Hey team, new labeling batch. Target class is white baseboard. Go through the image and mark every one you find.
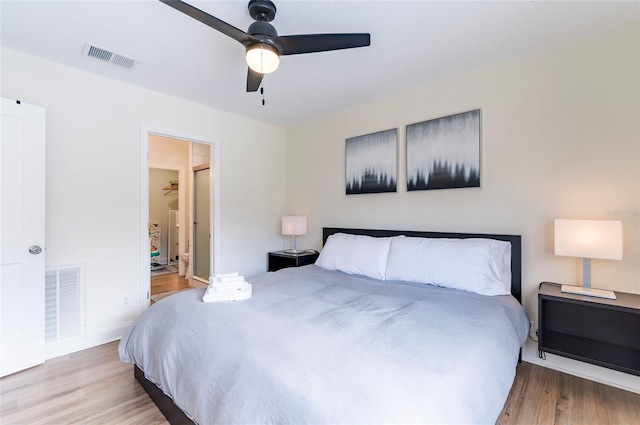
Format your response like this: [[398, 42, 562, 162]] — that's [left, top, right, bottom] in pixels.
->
[[522, 340, 640, 394], [45, 322, 132, 360]]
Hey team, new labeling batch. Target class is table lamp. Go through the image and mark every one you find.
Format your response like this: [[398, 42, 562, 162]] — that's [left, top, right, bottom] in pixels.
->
[[282, 216, 307, 254], [554, 219, 622, 300]]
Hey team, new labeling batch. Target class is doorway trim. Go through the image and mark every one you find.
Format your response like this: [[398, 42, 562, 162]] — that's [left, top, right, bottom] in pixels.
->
[[140, 125, 220, 311]]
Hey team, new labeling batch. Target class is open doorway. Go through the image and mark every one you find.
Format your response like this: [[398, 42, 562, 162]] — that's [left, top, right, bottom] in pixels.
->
[[140, 127, 220, 309], [148, 165, 188, 302], [149, 167, 179, 269]]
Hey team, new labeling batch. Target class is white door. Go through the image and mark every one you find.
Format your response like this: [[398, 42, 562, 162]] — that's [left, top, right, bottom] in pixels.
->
[[0, 98, 46, 377]]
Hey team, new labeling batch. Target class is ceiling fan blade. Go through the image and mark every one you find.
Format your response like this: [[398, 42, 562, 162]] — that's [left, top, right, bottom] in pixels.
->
[[247, 68, 264, 92], [277, 33, 370, 56], [159, 0, 254, 44]]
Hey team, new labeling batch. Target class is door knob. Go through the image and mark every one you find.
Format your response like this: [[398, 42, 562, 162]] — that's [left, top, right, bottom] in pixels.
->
[[28, 245, 42, 255]]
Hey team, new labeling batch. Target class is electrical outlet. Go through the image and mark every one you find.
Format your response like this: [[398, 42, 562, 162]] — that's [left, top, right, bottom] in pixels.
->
[[123, 296, 129, 307], [529, 320, 536, 339]]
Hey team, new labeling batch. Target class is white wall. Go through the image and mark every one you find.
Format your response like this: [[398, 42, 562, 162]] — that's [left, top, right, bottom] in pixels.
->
[[287, 21, 640, 392], [1, 47, 288, 354], [217, 112, 290, 272]]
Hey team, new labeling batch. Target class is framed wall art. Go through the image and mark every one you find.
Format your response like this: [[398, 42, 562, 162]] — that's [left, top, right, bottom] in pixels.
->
[[406, 109, 481, 191], [346, 128, 397, 195]]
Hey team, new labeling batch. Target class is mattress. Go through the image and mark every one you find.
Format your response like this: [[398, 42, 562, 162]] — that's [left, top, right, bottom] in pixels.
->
[[119, 265, 529, 424]]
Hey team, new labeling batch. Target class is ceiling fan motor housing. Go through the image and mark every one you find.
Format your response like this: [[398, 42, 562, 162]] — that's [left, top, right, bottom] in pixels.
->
[[248, 0, 277, 22], [247, 21, 281, 53]]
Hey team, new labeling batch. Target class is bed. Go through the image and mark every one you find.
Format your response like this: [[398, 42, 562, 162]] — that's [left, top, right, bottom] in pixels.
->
[[119, 227, 529, 424]]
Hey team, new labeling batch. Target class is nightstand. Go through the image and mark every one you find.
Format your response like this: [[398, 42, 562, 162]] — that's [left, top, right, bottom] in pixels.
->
[[268, 250, 319, 272], [538, 281, 640, 376]]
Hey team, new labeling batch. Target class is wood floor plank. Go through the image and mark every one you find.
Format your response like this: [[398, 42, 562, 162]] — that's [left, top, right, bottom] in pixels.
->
[[596, 378, 640, 425], [2, 340, 639, 424], [5, 389, 86, 425], [513, 363, 559, 424], [496, 362, 529, 425], [0, 398, 18, 417], [79, 388, 160, 424], [151, 272, 189, 295], [119, 405, 169, 425], [555, 370, 591, 424]]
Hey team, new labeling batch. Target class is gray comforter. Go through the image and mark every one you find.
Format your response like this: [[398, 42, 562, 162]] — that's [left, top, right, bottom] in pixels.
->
[[119, 265, 529, 424]]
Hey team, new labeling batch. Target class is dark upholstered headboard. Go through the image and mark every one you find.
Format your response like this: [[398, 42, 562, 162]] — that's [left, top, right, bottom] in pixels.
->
[[322, 227, 522, 303]]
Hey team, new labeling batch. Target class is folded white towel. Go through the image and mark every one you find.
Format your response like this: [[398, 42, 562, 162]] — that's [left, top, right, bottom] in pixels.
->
[[203, 282, 252, 302], [215, 275, 246, 283], [209, 273, 245, 287], [208, 279, 246, 290], [212, 272, 239, 280], [206, 284, 247, 295]]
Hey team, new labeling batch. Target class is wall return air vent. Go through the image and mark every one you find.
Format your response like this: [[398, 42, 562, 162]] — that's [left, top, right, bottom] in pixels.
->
[[45, 265, 84, 344], [82, 42, 139, 70]]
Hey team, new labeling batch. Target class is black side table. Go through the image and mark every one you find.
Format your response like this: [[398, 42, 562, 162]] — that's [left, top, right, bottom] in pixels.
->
[[538, 281, 640, 376], [268, 250, 319, 272]]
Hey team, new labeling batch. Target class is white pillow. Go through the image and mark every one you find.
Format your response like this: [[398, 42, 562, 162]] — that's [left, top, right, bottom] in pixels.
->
[[385, 236, 512, 296], [315, 233, 392, 280]]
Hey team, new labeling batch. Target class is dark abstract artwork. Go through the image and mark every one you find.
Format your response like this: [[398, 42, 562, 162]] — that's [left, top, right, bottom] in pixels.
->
[[346, 128, 397, 195], [406, 109, 481, 191]]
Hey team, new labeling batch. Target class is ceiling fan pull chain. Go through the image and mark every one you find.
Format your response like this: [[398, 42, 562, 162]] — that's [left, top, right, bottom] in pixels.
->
[[261, 87, 265, 106]]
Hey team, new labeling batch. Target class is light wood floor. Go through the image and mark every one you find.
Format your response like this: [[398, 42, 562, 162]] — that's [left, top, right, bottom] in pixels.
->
[[151, 271, 189, 295], [0, 341, 168, 424], [2, 341, 639, 424], [497, 362, 640, 424]]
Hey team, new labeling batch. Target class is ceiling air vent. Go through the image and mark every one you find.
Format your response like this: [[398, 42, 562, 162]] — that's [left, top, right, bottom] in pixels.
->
[[82, 43, 139, 70]]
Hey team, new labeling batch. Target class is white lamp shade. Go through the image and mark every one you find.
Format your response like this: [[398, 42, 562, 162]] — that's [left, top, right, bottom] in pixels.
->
[[246, 44, 280, 74], [282, 216, 307, 236], [554, 219, 622, 260]]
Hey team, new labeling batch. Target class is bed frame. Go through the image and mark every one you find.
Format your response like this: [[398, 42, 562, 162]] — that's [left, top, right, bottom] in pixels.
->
[[136, 227, 523, 424], [134, 365, 194, 424]]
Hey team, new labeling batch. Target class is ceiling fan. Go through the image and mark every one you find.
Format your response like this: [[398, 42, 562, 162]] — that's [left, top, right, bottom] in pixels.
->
[[159, 0, 371, 92]]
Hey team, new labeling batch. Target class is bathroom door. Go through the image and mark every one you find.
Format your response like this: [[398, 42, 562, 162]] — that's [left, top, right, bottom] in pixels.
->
[[193, 166, 210, 280]]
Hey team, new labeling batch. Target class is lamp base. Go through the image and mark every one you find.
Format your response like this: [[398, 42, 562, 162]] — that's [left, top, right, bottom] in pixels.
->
[[282, 249, 308, 255], [561, 285, 616, 300]]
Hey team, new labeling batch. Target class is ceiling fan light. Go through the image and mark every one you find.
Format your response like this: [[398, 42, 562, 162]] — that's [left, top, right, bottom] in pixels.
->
[[246, 43, 280, 74]]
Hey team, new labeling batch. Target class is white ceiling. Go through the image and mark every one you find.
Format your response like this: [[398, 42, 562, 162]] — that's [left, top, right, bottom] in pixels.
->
[[1, 1, 638, 127]]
